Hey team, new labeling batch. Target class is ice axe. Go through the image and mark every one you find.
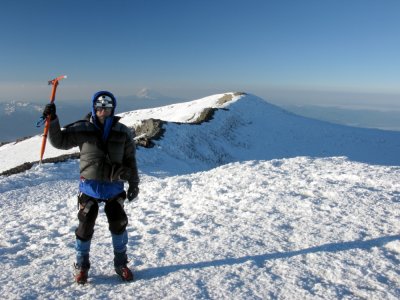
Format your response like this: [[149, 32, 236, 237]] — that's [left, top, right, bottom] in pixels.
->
[[39, 75, 67, 164]]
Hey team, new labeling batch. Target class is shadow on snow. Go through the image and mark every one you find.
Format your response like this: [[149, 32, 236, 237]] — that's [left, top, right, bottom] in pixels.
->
[[135, 235, 400, 281]]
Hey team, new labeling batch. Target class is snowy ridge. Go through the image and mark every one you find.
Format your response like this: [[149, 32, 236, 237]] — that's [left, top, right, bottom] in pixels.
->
[[1, 92, 399, 175], [0, 92, 400, 299], [118, 92, 243, 124], [132, 93, 400, 177], [0, 92, 243, 174]]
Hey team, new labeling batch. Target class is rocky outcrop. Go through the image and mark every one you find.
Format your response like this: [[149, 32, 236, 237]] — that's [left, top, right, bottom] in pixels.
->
[[133, 118, 166, 148], [0, 153, 80, 176]]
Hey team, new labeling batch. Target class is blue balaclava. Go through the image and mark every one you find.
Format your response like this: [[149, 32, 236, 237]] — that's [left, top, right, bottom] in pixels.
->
[[91, 91, 117, 141]]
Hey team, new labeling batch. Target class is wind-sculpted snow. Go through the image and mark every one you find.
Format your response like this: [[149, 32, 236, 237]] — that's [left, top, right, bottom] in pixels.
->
[[0, 157, 399, 299]]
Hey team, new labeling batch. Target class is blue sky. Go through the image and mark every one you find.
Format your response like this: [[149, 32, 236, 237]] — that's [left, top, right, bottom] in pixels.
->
[[1, 0, 399, 108]]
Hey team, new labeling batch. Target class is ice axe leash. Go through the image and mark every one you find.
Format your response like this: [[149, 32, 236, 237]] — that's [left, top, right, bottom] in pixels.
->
[[37, 75, 67, 164]]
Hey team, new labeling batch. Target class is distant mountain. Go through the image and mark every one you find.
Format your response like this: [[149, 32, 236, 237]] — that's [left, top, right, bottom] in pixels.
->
[[136, 88, 166, 99], [117, 89, 184, 112], [0, 101, 89, 144], [1, 101, 43, 116], [0, 101, 44, 143]]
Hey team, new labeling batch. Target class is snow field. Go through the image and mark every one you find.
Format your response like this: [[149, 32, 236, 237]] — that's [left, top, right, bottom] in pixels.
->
[[1, 157, 399, 299], [1, 92, 400, 299]]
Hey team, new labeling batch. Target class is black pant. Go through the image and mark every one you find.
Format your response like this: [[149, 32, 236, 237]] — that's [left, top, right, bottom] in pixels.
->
[[75, 192, 128, 241]]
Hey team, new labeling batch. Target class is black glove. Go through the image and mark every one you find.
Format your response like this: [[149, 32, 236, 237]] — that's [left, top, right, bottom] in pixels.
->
[[43, 103, 57, 120], [127, 182, 139, 201]]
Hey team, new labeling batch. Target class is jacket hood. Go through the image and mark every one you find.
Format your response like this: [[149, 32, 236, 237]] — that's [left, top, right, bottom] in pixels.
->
[[91, 91, 117, 118]]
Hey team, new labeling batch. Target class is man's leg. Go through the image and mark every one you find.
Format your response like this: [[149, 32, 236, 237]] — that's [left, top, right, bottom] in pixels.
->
[[104, 194, 133, 281], [74, 193, 99, 283]]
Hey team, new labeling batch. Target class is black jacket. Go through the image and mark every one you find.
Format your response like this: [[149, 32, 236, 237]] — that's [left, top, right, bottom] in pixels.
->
[[48, 114, 139, 183]]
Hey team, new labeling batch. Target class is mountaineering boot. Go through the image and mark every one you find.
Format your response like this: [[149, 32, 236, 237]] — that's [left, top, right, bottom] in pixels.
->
[[115, 265, 134, 281], [114, 251, 134, 281], [74, 263, 89, 284]]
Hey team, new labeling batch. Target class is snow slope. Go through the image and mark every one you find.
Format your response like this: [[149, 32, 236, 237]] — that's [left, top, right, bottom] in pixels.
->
[[1, 92, 399, 174], [0, 92, 399, 299], [125, 93, 400, 177]]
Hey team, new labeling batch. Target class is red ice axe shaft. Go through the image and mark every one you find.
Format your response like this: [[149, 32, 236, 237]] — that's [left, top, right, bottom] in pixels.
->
[[39, 75, 67, 163]]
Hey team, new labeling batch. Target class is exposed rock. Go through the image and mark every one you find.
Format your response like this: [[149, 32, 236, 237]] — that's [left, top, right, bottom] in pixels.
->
[[1, 135, 36, 147], [133, 118, 166, 148], [217, 94, 234, 105], [191, 107, 218, 124], [0, 153, 80, 176], [216, 92, 247, 106], [132, 106, 224, 148]]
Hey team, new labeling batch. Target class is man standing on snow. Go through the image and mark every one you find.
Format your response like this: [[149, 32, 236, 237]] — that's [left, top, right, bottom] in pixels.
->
[[42, 91, 139, 284]]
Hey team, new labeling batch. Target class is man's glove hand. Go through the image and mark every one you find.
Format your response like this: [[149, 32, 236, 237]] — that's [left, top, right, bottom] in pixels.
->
[[127, 182, 139, 201], [43, 103, 57, 120]]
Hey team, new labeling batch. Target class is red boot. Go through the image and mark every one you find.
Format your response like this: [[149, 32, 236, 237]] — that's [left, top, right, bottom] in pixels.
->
[[114, 251, 134, 281], [115, 265, 134, 281], [74, 263, 89, 284]]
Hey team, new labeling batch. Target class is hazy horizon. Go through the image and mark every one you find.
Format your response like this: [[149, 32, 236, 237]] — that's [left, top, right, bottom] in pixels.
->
[[1, 86, 399, 112]]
